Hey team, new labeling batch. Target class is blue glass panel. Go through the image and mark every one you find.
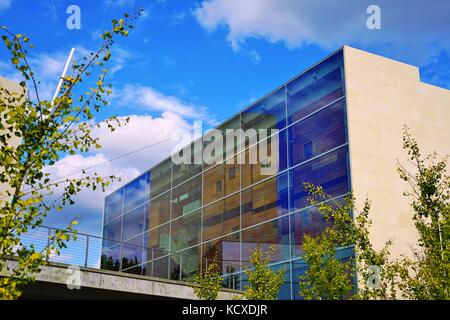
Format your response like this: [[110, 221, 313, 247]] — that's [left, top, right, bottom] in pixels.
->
[[241, 86, 286, 132], [287, 51, 344, 124], [291, 259, 308, 300], [288, 100, 346, 167], [241, 172, 289, 228], [290, 206, 327, 257], [104, 188, 123, 223], [241, 216, 290, 267], [273, 263, 291, 300], [102, 217, 121, 244], [289, 146, 349, 212], [123, 172, 150, 213], [122, 204, 146, 241]]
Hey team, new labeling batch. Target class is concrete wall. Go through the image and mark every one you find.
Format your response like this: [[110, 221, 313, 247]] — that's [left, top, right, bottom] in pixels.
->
[[4, 260, 241, 300], [0, 77, 22, 204], [343, 46, 450, 259]]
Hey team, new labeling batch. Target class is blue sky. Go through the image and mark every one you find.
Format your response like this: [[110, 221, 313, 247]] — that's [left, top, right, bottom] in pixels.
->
[[1, 0, 449, 238]]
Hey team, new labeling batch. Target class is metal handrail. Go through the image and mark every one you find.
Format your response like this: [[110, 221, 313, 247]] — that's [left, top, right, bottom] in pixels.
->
[[19, 225, 244, 289]]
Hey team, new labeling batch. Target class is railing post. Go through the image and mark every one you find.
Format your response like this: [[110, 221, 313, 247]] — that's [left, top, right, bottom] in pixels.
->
[[85, 235, 89, 267], [46, 228, 51, 262], [232, 273, 235, 289], [179, 253, 182, 280], [151, 248, 154, 277]]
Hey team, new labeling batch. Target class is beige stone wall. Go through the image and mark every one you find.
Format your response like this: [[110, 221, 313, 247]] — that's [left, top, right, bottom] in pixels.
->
[[343, 46, 450, 260], [0, 76, 22, 203]]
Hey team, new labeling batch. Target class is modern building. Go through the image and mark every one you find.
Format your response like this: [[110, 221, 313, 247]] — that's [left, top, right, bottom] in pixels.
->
[[100, 46, 450, 299]]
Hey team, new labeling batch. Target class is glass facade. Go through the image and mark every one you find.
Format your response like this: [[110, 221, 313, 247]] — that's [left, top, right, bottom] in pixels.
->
[[101, 49, 353, 299]]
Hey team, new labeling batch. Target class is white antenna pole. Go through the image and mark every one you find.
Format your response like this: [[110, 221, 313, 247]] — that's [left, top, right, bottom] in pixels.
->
[[51, 47, 75, 106]]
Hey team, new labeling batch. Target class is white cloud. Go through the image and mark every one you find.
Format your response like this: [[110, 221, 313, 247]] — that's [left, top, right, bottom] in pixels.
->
[[194, 0, 450, 64], [44, 111, 193, 213], [0, 60, 21, 83], [1, 49, 82, 101], [29, 52, 67, 79], [45, 153, 139, 212], [0, 51, 64, 101], [92, 111, 192, 170], [118, 84, 210, 120], [247, 49, 261, 65], [0, 0, 11, 11]]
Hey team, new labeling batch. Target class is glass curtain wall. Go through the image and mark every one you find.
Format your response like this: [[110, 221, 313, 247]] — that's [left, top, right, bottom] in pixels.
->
[[101, 49, 352, 299]]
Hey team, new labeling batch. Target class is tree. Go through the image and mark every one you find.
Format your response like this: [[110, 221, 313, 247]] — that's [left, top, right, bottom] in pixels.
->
[[299, 125, 450, 300], [396, 126, 449, 299], [299, 183, 402, 300], [192, 259, 223, 300], [241, 245, 285, 300], [0, 11, 142, 299]]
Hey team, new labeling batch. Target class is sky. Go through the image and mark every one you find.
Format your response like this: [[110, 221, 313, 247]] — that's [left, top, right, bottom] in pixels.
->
[[1, 0, 449, 238]]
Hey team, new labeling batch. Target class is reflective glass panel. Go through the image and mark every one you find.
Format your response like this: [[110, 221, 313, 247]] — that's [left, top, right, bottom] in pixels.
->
[[148, 191, 170, 229], [287, 51, 344, 124], [241, 86, 286, 132], [241, 216, 290, 266], [241, 129, 287, 187], [170, 210, 201, 252], [171, 175, 202, 219], [100, 244, 120, 271], [241, 172, 289, 228], [146, 255, 169, 279], [121, 234, 143, 273], [289, 146, 349, 212], [150, 158, 172, 199], [224, 155, 241, 195], [169, 246, 201, 281], [288, 100, 346, 167], [290, 206, 327, 257], [291, 259, 308, 300], [172, 143, 202, 187], [122, 203, 146, 241], [203, 115, 241, 168], [123, 172, 150, 213], [145, 223, 170, 260], [102, 217, 121, 244], [104, 188, 123, 223], [202, 233, 240, 274], [202, 193, 240, 242], [203, 164, 224, 205]]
